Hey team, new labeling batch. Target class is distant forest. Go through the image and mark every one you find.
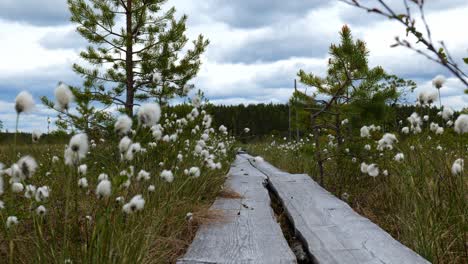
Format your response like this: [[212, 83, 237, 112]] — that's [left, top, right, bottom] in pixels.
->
[[171, 103, 451, 139], [1, 103, 460, 142]]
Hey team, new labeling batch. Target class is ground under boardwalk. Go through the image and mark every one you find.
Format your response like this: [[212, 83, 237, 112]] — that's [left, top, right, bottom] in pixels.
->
[[245, 154, 430, 264], [177, 155, 297, 264]]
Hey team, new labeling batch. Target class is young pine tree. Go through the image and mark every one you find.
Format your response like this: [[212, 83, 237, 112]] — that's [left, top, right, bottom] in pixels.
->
[[298, 25, 416, 124], [44, 0, 209, 130]]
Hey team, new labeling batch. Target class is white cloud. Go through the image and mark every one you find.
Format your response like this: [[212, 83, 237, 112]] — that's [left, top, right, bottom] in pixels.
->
[[0, 0, 466, 133]]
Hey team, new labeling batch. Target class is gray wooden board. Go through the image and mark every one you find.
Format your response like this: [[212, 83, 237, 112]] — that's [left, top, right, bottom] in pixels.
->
[[244, 154, 431, 264], [177, 155, 297, 264]]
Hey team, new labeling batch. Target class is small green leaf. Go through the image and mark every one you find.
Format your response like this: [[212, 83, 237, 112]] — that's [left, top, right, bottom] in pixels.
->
[[463, 57, 468, 64]]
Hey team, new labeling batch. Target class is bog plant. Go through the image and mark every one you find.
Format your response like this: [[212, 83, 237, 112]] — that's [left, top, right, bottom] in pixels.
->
[[247, 93, 467, 263], [1, 90, 235, 263]]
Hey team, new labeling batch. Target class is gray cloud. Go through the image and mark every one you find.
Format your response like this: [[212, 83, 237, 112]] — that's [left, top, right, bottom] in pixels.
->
[[199, 0, 329, 28], [0, 0, 69, 26], [220, 30, 332, 63], [39, 29, 87, 50]]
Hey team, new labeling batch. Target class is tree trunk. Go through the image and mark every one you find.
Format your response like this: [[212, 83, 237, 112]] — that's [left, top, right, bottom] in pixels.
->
[[125, 0, 134, 116]]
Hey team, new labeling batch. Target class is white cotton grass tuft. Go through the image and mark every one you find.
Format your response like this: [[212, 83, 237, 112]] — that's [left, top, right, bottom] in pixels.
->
[[119, 136, 132, 155], [16, 155, 38, 179], [360, 126, 370, 138], [188, 167, 201, 178], [432, 75, 446, 89], [54, 83, 74, 110], [122, 194, 145, 214], [24, 185, 36, 199], [148, 185, 156, 192], [136, 170, 151, 181], [125, 143, 142, 161], [441, 107, 454, 121], [417, 89, 438, 105], [407, 112, 422, 133], [78, 164, 87, 176], [36, 205, 47, 216], [454, 114, 468, 134], [32, 130, 42, 143], [96, 180, 112, 199], [160, 170, 174, 183], [451, 159, 464, 176], [115, 115, 133, 135], [360, 162, 368, 174], [401, 127, 409, 134], [394, 153, 405, 162], [367, 164, 379, 177], [98, 173, 108, 182], [219, 125, 227, 133], [15, 91, 35, 114], [65, 134, 89, 166], [12, 182, 24, 193], [78, 177, 88, 188], [377, 133, 398, 151], [35, 186, 50, 202], [137, 103, 161, 127], [6, 216, 18, 228]]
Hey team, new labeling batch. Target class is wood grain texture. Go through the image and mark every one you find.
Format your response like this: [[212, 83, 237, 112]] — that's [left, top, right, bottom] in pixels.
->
[[177, 155, 297, 264], [245, 154, 431, 264]]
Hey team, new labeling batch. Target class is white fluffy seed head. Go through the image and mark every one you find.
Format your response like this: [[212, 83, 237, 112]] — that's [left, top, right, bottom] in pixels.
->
[[54, 83, 74, 110], [160, 170, 174, 183], [123, 194, 145, 214], [12, 182, 24, 193], [96, 180, 112, 199], [137, 103, 161, 127], [360, 162, 368, 174], [115, 115, 133, 135], [24, 184, 36, 199], [35, 186, 50, 202], [66, 134, 89, 166], [442, 107, 454, 121], [78, 164, 87, 176], [189, 167, 201, 178], [367, 164, 379, 177], [394, 153, 405, 162], [16, 155, 38, 179], [417, 89, 438, 105], [432, 75, 446, 89], [15, 91, 35, 114], [6, 216, 18, 228], [451, 159, 464, 176], [137, 170, 150, 181], [360, 126, 370, 138], [36, 205, 47, 216], [119, 136, 132, 155], [454, 114, 468, 134], [32, 130, 42, 143], [78, 177, 88, 188]]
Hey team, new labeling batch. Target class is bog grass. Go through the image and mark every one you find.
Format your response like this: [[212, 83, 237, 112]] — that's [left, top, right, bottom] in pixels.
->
[[0, 112, 235, 263], [247, 126, 467, 264]]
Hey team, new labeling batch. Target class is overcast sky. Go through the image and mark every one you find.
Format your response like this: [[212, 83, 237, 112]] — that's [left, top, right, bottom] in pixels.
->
[[0, 0, 466, 132]]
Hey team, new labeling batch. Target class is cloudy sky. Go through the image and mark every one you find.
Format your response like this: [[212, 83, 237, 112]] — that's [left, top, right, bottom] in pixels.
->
[[0, 0, 467, 132]]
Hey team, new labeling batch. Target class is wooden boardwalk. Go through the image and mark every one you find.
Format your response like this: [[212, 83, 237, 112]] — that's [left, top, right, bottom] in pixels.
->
[[177, 155, 297, 264], [178, 154, 430, 264], [246, 154, 430, 264]]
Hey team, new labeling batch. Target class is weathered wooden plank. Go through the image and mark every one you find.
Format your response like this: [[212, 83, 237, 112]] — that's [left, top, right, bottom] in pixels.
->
[[178, 155, 297, 264], [246, 154, 430, 264]]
